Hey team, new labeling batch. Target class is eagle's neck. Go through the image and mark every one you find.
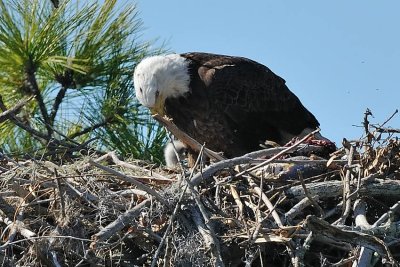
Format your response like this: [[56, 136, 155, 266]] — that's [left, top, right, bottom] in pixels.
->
[[158, 54, 191, 99]]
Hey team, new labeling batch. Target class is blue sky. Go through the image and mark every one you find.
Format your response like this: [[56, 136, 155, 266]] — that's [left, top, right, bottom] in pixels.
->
[[135, 1, 400, 145]]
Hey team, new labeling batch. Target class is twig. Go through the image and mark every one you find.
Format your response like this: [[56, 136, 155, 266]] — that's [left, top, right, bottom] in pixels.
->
[[331, 256, 357, 267], [230, 185, 244, 219], [286, 241, 304, 267], [1, 203, 36, 252], [268, 170, 339, 195], [190, 205, 225, 267], [182, 146, 224, 266], [363, 108, 373, 137], [353, 199, 372, 230], [2, 235, 94, 248], [372, 126, 400, 134], [163, 237, 173, 267], [63, 181, 98, 207], [150, 189, 187, 267], [250, 175, 265, 243], [378, 109, 398, 128]]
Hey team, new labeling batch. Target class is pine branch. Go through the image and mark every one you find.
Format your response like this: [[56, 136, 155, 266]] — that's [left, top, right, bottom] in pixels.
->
[[0, 96, 49, 143], [49, 0, 59, 8], [0, 95, 34, 123], [0, 96, 77, 151], [49, 86, 68, 125], [50, 69, 77, 125], [24, 68, 53, 137], [67, 119, 112, 140]]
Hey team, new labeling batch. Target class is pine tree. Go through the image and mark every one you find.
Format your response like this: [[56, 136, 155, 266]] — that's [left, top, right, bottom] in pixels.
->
[[0, 0, 166, 163]]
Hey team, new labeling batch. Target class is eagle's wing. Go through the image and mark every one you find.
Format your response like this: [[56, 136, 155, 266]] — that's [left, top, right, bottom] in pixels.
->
[[182, 52, 319, 137]]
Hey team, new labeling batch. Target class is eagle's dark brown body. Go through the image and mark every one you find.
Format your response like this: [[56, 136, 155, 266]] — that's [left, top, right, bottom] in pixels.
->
[[164, 52, 319, 158]]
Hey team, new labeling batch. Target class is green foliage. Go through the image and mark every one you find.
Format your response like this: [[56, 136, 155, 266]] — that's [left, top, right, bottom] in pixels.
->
[[0, 0, 167, 162]]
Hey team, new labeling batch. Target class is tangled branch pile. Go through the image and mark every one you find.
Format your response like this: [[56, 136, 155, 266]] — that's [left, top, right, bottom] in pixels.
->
[[0, 116, 400, 266]]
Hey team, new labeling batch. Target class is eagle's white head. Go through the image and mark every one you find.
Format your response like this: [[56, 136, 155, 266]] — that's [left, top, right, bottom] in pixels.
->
[[133, 54, 190, 115]]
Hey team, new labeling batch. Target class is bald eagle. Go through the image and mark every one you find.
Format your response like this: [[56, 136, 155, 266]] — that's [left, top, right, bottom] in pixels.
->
[[134, 52, 326, 158]]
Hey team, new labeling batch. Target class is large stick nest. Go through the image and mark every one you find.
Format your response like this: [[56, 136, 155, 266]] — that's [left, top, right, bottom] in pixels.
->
[[0, 113, 400, 266]]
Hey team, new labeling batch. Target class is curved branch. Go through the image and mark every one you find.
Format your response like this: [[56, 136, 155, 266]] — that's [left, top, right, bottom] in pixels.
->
[[49, 86, 68, 125], [0, 96, 48, 143], [0, 95, 33, 123]]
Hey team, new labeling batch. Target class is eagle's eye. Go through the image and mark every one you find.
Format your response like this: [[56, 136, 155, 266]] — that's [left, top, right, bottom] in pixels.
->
[[155, 90, 160, 99]]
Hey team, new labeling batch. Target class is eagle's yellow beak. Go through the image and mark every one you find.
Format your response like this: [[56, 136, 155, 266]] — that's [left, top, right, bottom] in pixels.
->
[[150, 95, 166, 116]]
